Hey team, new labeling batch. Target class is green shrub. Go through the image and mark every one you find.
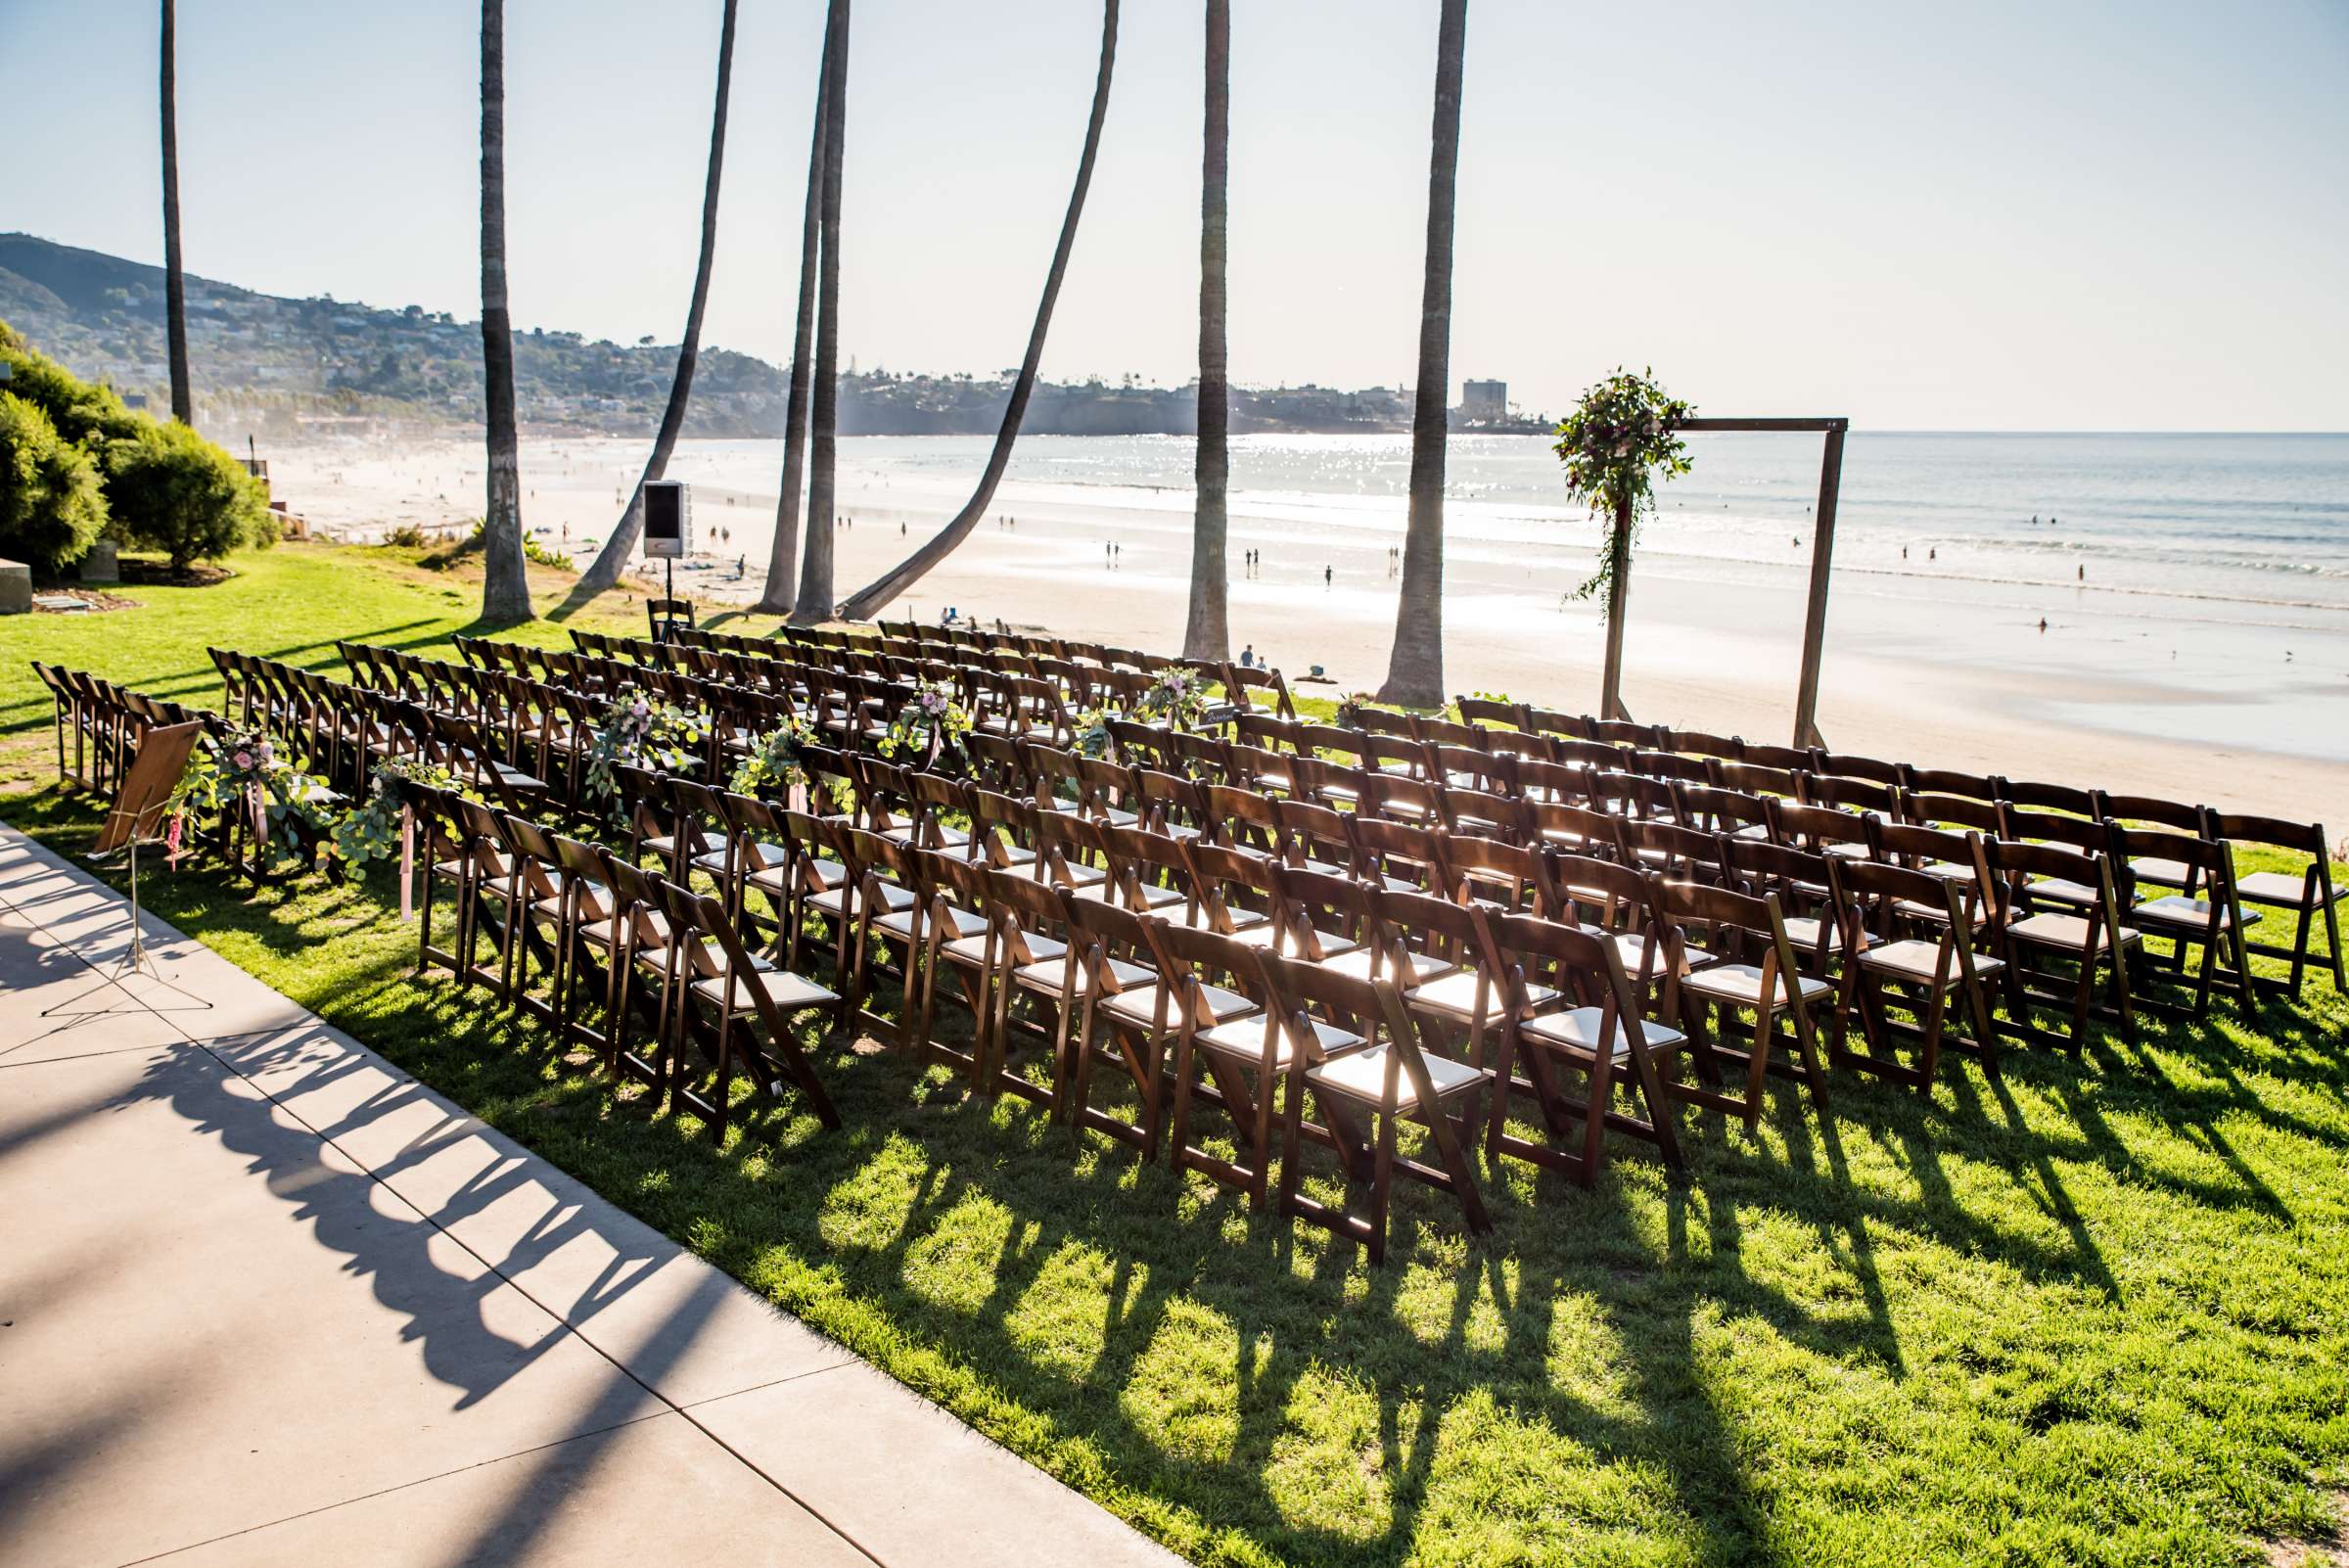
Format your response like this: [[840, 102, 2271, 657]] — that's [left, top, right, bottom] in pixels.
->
[[0, 391, 109, 572], [0, 319, 142, 446], [104, 418, 275, 569]]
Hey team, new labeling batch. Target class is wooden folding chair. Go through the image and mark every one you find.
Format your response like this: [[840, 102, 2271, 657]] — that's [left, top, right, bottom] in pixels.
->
[[1480, 910, 1684, 1185], [979, 868, 1088, 1110], [835, 826, 932, 1047], [655, 878, 843, 1138], [1258, 951, 1492, 1266], [1825, 855, 2004, 1089], [2206, 812, 2345, 997], [1982, 838, 2141, 1049], [1652, 879, 1833, 1130], [1063, 897, 1198, 1160], [1155, 922, 1296, 1209], [2110, 826, 2257, 1021]]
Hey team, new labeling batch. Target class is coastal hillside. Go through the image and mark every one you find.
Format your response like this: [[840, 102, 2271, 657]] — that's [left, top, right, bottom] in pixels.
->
[[1, 233, 1540, 441]]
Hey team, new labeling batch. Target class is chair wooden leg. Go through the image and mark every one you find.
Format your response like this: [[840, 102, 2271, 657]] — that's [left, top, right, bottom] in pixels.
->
[[2064, 944, 2098, 1048], [1275, 1067, 1311, 1220], [1576, 1048, 1611, 1188], [1167, 1029, 1202, 1177], [1368, 1099, 1398, 1268], [2111, 945, 2139, 1046], [1248, 1063, 1278, 1211]]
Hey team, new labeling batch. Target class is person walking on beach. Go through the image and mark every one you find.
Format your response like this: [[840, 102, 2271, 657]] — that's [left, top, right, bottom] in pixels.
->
[[1240, 643, 1256, 669], [1324, 565, 1333, 586]]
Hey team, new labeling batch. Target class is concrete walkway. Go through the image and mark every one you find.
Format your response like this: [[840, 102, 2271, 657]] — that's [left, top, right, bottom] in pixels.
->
[[0, 826, 1182, 1568]]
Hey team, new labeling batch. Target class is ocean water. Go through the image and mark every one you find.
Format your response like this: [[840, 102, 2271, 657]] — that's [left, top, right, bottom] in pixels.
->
[[835, 430, 2349, 621], [498, 427, 2349, 763]]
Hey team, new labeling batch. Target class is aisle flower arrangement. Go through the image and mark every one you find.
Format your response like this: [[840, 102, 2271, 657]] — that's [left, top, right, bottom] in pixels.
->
[[730, 714, 817, 797], [166, 726, 339, 872], [1073, 707, 1116, 759], [332, 756, 467, 873], [1137, 668, 1211, 729], [581, 688, 712, 822], [878, 681, 974, 765]]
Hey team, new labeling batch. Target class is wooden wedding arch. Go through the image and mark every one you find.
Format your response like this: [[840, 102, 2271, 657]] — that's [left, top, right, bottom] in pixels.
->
[[1596, 415, 1848, 749]]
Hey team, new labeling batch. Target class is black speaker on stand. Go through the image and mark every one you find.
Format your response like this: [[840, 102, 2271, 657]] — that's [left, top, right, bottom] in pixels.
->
[[642, 480, 693, 643]]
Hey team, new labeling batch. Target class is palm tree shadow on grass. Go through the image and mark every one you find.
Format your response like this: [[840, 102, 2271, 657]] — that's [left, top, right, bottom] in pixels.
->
[[66, 835, 2347, 1568]]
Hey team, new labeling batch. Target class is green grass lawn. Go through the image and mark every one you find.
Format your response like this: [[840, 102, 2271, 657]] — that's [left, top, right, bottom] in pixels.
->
[[6, 546, 2347, 1567]]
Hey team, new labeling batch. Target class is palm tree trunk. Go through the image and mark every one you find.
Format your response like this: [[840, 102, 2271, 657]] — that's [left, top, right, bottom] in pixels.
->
[[1181, 0, 1231, 663], [834, 0, 1119, 623], [578, 0, 741, 594], [478, 0, 531, 623], [788, 0, 852, 624], [755, 8, 837, 616], [1376, 0, 1468, 709], [160, 0, 193, 427]]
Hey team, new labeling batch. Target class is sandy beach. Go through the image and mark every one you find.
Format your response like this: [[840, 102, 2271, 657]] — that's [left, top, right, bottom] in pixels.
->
[[264, 432, 2349, 829]]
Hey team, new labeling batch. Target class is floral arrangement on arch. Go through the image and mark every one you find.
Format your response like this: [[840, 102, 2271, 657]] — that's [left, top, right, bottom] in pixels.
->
[[1136, 667, 1211, 730], [1552, 367, 1693, 615], [165, 726, 338, 872], [581, 687, 712, 821], [729, 714, 817, 798], [878, 681, 974, 765]]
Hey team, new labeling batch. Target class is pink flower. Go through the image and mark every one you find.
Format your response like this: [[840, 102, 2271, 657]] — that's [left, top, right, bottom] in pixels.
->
[[233, 750, 253, 769]]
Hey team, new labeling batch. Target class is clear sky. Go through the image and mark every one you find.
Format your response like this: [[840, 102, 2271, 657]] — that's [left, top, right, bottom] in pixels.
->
[[3, 0, 2345, 430]]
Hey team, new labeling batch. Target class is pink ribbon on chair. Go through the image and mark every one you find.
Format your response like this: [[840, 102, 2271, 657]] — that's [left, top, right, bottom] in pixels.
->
[[399, 806, 415, 921]]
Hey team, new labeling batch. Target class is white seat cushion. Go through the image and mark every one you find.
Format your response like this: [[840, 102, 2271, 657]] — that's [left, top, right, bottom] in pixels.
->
[[2238, 870, 2343, 905], [808, 880, 918, 919], [1681, 962, 1833, 1009], [876, 903, 990, 943], [1099, 980, 1257, 1031], [1610, 931, 1712, 978], [2128, 855, 2192, 888], [2133, 895, 2256, 932], [1320, 945, 1452, 985], [1197, 1013, 1362, 1067], [1859, 938, 2004, 984], [1780, 915, 1842, 950], [1520, 1005, 1685, 1058], [2025, 876, 2101, 908], [1307, 1043, 1483, 1108], [1016, 952, 1152, 996], [691, 965, 838, 1015], [1405, 968, 1557, 1021], [2007, 912, 2142, 948], [1227, 923, 1356, 959]]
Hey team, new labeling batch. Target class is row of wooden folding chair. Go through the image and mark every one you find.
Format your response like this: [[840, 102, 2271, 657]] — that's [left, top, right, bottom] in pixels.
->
[[32, 662, 205, 795], [401, 779, 842, 1140]]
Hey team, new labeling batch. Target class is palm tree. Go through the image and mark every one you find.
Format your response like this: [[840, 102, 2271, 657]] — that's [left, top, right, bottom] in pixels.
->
[[1181, 0, 1231, 663], [578, 0, 741, 594], [1376, 0, 1468, 709], [159, 0, 192, 426], [835, 0, 1120, 622], [788, 0, 852, 624], [755, 5, 838, 616], [478, 0, 531, 623]]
